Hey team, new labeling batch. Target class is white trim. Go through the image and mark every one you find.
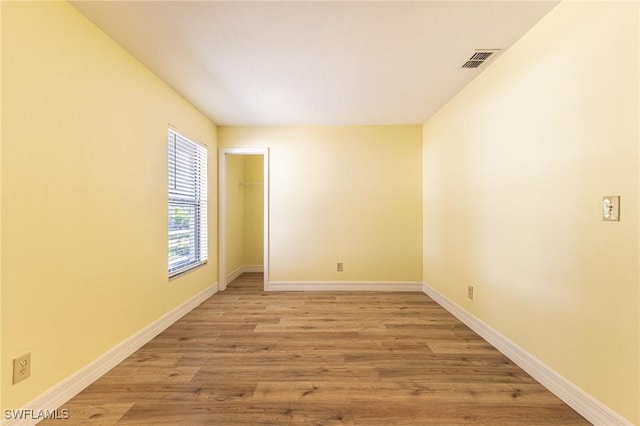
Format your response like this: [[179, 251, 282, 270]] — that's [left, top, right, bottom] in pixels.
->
[[2, 283, 218, 426], [268, 281, 422, 292], [421, 282, 632, 426], [218, 148, 269, 292], [226, 265, 265, 283], [226, 266, 244, 283]]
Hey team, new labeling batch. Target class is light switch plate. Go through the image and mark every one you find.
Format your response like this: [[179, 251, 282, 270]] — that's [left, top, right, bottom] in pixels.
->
[[602, 196, 620, 221]]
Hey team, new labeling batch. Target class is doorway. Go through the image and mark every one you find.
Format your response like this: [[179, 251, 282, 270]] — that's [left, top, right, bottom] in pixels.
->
[[218, 148, 269, 291]]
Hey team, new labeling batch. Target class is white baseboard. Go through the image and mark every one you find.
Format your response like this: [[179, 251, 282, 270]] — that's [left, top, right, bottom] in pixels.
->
[[422, 282, 631, 426], [3, 282, 219, 426], [267, 281, 422, 292], [226, 265, 264, 283], [226, 266, 244, 283]]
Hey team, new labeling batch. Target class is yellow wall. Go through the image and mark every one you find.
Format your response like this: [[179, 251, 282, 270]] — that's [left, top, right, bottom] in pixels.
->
[[219, 126, 422, 283], [1, 2, 217, 410], [0, 0, 4, 409], [3, 0, 633, 421], [243, 156, 264, 266], [224, 154, 264, 276], [225, 155, 245, 275], [422, 1, 639, 423]]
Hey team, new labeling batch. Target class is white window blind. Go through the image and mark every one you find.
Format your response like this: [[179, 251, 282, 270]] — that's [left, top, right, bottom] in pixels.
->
[[168, 128, 207, 277]]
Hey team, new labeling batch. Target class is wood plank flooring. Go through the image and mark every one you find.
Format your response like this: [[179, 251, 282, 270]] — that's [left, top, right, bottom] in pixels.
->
[[41, 273, 589, 425]]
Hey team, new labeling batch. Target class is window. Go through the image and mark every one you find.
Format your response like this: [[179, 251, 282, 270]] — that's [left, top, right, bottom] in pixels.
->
[[168, 128, 207, 277]]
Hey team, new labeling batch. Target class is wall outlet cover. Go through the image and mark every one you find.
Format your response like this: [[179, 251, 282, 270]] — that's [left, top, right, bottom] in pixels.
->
[[13, 353, 31, 384]]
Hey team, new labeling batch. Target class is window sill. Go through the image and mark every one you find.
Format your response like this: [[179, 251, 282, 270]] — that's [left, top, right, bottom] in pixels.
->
[[169, 260, 208, 280]]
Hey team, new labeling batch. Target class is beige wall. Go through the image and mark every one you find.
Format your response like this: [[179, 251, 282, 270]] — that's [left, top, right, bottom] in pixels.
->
[[1, 2, 217, 410], [422, 1, 639, 423], [219, 126, 423, 283]]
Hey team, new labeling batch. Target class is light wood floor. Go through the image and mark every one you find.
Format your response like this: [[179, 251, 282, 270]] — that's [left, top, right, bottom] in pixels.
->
[[42, 273, 588, 425]]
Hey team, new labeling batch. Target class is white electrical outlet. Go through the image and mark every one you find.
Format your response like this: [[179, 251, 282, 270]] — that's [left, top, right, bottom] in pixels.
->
[[337, 262, 344, 272], [468, 285, 474, 300], [13, 353, 31, 384]]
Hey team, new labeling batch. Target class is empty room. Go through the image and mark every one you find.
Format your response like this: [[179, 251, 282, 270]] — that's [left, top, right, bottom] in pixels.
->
[[1, 1, 638, 425]]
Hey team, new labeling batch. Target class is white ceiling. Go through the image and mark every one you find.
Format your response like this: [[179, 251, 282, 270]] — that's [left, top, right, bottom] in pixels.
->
[[72, 1, 558, 126]]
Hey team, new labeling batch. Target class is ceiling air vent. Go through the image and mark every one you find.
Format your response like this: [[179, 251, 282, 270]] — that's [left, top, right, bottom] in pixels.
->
[[461, 49, 501, 69]]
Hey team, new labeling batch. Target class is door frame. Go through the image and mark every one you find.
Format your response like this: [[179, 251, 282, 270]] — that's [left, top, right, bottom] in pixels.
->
[[218, 147, 269, 291]]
